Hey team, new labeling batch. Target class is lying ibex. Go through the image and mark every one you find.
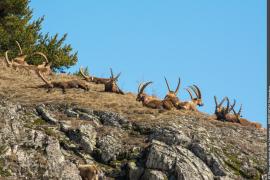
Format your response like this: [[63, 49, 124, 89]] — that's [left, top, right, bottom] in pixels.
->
[[104, 68, 124, 94], [37, 71, 89, 93], [5, 41, 52, 74], [214, 96, 234, 120], [13, 41, 28, 65], [178, 85, 203, 111], [80, 66, 111, 84], [136, 81, 174, 110], [4, 50, 26, 70], [26, 52, 52, 75], [223, 102, 241, 123], [163, 77, 181, 107], [216, 99, 262, 128]]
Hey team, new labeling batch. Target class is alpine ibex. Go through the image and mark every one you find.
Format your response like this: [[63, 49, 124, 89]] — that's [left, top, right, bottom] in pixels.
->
[[80, 66, 111, 84], [12, 41, 29, 65], [225, 103, 242, 123], [226, 103, 261, 128], [37, 71, 89, 93], [163, 77, 181, 108], [178, 85, 203, 111], [104, 68, 124, 94], [5, 41, 52, 74], [136, 81, 174, 110], [26, 52, 52, 75], [216, 99, 262, 129], [78, 164, 104, 180], [4, 50, 25, 69], [214, 96, 234, 120]]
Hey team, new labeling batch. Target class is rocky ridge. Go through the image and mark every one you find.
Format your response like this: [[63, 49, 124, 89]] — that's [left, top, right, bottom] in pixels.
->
[[0, 97, 266, 179]]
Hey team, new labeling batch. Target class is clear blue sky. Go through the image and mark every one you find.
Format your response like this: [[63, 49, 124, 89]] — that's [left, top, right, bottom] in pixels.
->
[[30, 1, 266, 126]]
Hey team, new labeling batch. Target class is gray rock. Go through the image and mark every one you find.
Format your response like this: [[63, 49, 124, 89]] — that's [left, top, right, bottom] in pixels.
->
[[146, 140, 214, 180], [174, 146, 214, 180], [44, 137, 81, 179], [149, 126, 192, 146], [142, 169, 167, 180], [96, 134, 123, 163], [188, 142, 226, 176], [128, 161, 144, 180], [94, 111, 131, 128], [36, 105, 59, 124], [65, 124, 97, 153], [146, 140, 177, 171], [65, 109, 79, 118]]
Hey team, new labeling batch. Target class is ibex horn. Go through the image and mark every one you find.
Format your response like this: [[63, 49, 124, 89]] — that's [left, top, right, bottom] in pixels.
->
[[174, 78, 181, 94], [32, 52, 49, 63], [15, 41, 23, 55], [139, 81, 153, 95], [4, 51, 12, 66], [164, 77, 171, 92], [185, 88, 193, 99]]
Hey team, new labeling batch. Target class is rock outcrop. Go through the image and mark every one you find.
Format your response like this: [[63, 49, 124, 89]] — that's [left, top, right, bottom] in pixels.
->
[[0, 98, 266, 179]]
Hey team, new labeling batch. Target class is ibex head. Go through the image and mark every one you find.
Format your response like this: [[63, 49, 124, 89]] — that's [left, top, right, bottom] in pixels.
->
[[164, 77, 181, 99], [214, 96, 229, 114], [214, 96, 236, 119], [185, 85, 203, 106], [136, 81, 153, 102], [109, 68, 120, 81], [104, 68, 124, 94], [231, 104, 243, 122], [80, 66, 94, 82], [12, 41, 28, 64]]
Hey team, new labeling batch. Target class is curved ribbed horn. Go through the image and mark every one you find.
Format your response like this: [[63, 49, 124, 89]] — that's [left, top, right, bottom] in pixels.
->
[[5, 51, 12, 66], [15, 41, 23, 55], [37, 70, 51, 87], [174, 78, 181, 94], [114, 72, 121, 81], [238, 104, 242, 115], [214, 96, 218, 107], [80, 66, 89, 79], [138, 82, 144, 93], [185, 88, 193, 99], [139, 81, 152, 95], [164, 77, 171, 92], [32, 52, 49, 63], [189, 85, 199, 98], [193, 85, 201, 99], [218, 97, 227, 108], [110, 68, 114, 78], [228, 99, 236, 113]]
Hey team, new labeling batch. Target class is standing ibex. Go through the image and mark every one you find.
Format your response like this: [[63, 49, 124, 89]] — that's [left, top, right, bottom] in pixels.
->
[[80, 66, 111, 84], [137, 81, 174, 110], [163, 77, 181, 108], [37, 71, 89, 93], [178, 85, 203, 111]]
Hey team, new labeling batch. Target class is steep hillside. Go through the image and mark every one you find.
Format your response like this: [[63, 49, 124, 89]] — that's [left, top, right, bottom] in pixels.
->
[[0, 58, 266, 180]]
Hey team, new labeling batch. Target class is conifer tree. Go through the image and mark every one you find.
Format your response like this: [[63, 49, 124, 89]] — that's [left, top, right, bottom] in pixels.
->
[[0, 0, 78, 71]]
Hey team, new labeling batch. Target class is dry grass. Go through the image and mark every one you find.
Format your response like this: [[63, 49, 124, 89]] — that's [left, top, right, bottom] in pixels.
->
[[0, 58, 194, 121], [0, 57, 261, 130]]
